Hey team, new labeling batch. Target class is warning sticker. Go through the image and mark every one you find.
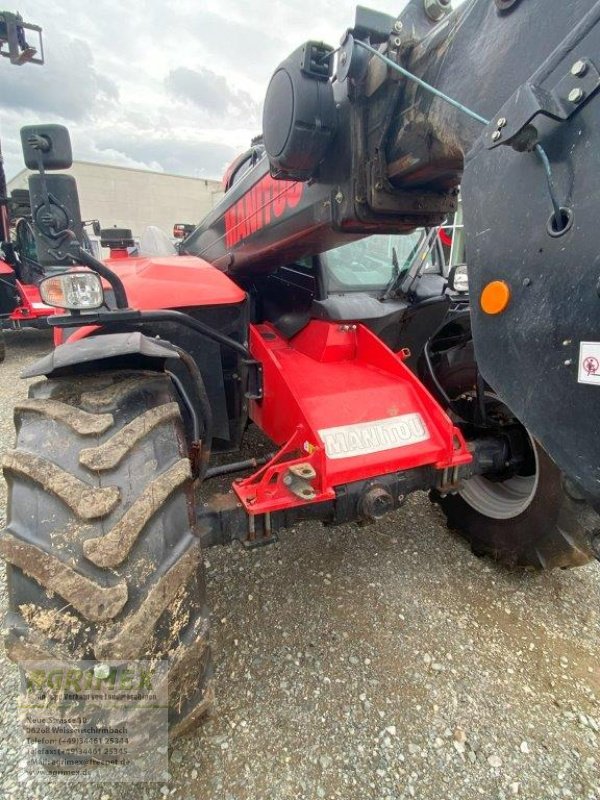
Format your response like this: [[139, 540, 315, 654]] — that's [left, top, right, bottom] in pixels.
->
[[578, 342, 600, 385]]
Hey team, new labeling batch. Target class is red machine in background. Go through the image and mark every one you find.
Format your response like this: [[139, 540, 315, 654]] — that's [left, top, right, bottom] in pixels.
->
[[0, 11, 49, 360], [0, 258, 52, 325]]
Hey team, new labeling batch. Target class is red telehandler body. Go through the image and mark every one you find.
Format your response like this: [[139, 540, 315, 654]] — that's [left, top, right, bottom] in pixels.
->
[[2, 0, 600, 770]]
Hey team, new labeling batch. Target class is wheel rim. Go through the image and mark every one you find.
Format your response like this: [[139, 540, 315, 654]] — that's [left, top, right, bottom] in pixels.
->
[[459, 439, 539, 520]]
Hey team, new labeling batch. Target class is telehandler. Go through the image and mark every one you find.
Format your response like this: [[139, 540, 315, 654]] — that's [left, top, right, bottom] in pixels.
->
[[2, 0, 600, 766]]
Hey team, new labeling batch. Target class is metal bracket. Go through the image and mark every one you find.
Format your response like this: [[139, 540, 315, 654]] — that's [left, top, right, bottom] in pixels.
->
[[233, 427, 335, 514], [283, 463, 318, 501], [368, 160, 457, 215], [196, 492, 279, 549], [485, 56, 600, 150], [243, 358, 263, 400], [436, 465, 462, 496], [243, 512, 278, 548]]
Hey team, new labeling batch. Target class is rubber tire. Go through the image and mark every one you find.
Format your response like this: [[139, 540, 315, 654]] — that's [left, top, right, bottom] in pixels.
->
[[0, 328, 5, 364], [428, 353, 599, 569], [1, 370, 212, 768], [432, 440, 598, 569]]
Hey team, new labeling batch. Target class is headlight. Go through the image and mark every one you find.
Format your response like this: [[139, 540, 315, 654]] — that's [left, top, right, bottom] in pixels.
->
[[39, 272, 104, 310]]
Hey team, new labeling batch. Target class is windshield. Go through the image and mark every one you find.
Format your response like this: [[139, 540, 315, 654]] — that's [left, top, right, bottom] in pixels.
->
[[322, 230, 436, 292]]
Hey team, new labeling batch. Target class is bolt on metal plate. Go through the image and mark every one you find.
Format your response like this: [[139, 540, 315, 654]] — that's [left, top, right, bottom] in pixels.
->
[[569, 87, 585, 103], [571, 60, 587, 77]]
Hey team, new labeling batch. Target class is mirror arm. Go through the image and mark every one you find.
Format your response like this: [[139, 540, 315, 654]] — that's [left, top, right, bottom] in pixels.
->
[[29, 140, 54, 227]]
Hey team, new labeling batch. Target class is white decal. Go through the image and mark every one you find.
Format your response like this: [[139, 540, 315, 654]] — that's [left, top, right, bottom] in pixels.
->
[[318, 413, 429, 460], [578, 342, 600, 385]]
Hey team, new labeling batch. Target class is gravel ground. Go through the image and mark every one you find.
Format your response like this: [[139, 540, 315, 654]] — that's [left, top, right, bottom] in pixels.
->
[[0, 329, 599, 800]]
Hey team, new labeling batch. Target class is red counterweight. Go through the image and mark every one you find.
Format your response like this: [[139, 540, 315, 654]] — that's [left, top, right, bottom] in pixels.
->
[[234, 319, 471, 514]]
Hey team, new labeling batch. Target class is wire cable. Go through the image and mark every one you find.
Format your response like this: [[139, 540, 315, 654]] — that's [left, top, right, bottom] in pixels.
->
[[354, 39, 564, 220], [354, 40, 490, 126], [534, 143, 562, 223]]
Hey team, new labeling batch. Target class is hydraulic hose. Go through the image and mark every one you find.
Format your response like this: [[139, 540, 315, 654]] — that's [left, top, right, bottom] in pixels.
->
[[169, 343, 213, 481]]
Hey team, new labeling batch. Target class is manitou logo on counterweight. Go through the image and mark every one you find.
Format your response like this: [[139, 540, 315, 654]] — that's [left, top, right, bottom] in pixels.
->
[[318, 414, 430, 460]]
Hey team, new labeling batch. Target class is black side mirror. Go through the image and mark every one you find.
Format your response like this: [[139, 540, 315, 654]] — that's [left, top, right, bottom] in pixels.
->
[[20, 124, 72, 170], [448, 264, 469, 293]]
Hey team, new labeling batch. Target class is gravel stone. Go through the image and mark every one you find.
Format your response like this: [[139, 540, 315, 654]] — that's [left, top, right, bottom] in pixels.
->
[[0, 330, 599, 800]]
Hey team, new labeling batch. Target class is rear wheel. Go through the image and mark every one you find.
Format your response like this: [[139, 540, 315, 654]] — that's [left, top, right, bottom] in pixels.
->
[[428, 344, 598, 569], [433, 436, 598, 569], [1, 370, 212, 768], [0, 327, 5, 363]]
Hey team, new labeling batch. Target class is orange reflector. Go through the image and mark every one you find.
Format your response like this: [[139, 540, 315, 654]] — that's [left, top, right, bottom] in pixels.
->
[[480, 280, 511, 315]]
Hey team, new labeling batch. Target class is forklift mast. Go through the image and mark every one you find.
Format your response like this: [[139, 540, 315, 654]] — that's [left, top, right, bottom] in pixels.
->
[[185, 0, 600, 505]]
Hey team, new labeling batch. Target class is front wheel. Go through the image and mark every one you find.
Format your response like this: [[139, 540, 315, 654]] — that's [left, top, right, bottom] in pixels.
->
[[1, 369, 212, 769]]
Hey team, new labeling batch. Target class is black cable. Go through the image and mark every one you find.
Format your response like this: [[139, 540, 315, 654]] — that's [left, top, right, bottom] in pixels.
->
[[169, 344, 213, 481], [534, 144, 562, 223], [205, 453, 275, 480], [476, 367, 488, 427], [48, 307, 255, 360], [423, 339, 453, 410], [137, 311, 252, 359], [166, 369, 199, 441]]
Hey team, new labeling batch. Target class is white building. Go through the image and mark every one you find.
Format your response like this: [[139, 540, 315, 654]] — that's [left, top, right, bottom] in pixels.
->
[[8, 161, 224, 238]]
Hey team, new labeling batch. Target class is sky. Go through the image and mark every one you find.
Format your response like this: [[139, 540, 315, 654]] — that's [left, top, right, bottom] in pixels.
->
[[0, 0, 463, 182]]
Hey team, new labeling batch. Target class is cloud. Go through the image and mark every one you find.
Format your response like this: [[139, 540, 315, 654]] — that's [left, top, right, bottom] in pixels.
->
[[93, 131, 237, 178], [165, 66, 259, 121], [185, 10, 285, 81], [0, 33, 118, 120], [1, 0, 414, 180]]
